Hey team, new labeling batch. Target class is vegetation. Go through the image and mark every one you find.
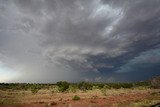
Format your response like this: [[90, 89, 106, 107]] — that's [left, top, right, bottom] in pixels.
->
[[0, 83, 54, 91], [51, 86, 59, 93], [72, 95, 80, 100], [0, 78, 159, 107], [151, 76, 160, 89], [30, 84, 41, 94], [56, 81, 70, 92], [0, 81, 152, 91], [68, 85, 77, 93], [101, 85, 108, 96], [78, 81, 93, 91]]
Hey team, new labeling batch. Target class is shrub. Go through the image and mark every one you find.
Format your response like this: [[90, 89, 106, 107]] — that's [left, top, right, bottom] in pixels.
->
[[92, 86, 99, 90], [68, 85, 77, 93], [51, 86, 59, 93], [106, 83, 133, 89], [72, 95, 80, 100], [119, 83, 133, 88], [101, 85, 108, 96], [96, 83, 104, 89], [31, 87, 38, 94], [134, 81, 150, 87], [30, 84, 41, 94], [106, 83, 121, 89], [78, 81, 93, 91], [56, 81, 69, 92], [151, 76, 160, 89]]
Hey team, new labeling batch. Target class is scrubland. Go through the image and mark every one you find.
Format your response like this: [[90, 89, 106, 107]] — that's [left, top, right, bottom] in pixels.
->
[[0, 81, 159, 107]]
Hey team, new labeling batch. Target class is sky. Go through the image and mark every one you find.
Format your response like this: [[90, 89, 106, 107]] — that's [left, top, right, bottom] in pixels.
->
[[0, 0, 160, 83]]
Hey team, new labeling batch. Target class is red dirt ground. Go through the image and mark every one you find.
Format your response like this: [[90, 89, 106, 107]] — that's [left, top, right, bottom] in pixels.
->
[[0, 92, 151, 107]]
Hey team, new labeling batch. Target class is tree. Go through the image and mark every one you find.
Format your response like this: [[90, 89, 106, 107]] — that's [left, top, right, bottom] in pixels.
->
[[78, 81, 93, 91], [56, 81, 69, 92]]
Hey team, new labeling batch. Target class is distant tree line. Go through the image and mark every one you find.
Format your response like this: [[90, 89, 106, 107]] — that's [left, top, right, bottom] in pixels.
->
[[1, 76, 160, 94], [0, 80, 153, 93]]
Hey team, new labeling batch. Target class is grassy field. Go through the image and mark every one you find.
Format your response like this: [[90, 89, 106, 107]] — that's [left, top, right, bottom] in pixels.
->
[[0, 81, 159, 107]]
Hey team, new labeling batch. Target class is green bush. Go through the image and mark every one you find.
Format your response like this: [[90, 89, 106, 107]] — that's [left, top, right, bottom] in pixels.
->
[[134, 81, 150, 87], [101, 85, 108, 96], [119, 83, 133, 88], [78, 81, 93, 91], [31, 87, 38, 94], [92, 86, 99, 90], [96, 83, 104, 89], [72, 95, 80, 100], [68, 85, 77, 93], [105, 83, 133, 89], [30, 84, 41, 94], [56, 81, 69, 92], [51, 86, 59, 93]]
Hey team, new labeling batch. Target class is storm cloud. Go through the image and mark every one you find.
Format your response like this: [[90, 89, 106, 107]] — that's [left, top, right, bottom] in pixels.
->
[[0, 0, 160, 83]]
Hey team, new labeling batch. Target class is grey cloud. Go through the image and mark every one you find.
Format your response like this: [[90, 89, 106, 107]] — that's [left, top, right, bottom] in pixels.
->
[[0, 0, 160, 82]]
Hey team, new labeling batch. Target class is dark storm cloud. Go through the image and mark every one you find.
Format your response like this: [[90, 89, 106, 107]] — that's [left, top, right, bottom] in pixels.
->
[[0, 0, 160, 82], [116, 48, 160, 73]]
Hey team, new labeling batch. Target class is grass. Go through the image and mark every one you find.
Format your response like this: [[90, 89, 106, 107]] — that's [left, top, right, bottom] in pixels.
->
[[0, 88, 159, 106], [0, 99, 17, 105], [128, 100, 160, 107]]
